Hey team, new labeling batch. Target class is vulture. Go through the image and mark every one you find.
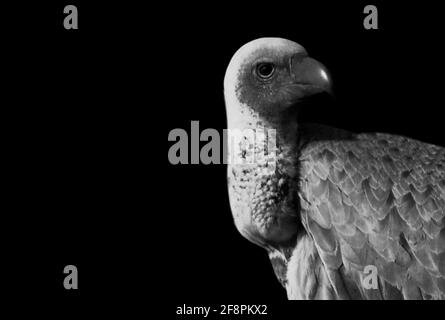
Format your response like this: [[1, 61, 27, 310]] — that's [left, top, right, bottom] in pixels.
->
[[224, 37, 445, 299]]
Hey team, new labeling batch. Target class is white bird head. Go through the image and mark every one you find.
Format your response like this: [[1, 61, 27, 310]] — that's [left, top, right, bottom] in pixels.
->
[[224, 37, 331, 132]]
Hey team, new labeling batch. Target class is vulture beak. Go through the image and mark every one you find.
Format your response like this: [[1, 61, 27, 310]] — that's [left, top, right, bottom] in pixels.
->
[[290, 54, 332, 96]]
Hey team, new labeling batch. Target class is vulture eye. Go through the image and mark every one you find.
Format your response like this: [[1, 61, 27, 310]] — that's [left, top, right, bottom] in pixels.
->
[[256, 63, 275, 79]]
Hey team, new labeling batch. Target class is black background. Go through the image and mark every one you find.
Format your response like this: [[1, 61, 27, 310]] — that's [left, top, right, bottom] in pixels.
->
[[44, 0, 445, 312]]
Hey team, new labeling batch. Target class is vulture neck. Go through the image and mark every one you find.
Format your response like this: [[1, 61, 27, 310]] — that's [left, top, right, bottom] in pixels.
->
[[225, 101, 300, 158]]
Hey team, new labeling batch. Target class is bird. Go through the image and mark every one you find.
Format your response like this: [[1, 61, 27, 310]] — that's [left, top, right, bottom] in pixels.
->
[[224, 37, 445, 300]]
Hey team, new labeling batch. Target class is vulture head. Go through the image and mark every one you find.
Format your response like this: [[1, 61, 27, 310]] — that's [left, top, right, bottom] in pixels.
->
[[224, 37, 331, 133]]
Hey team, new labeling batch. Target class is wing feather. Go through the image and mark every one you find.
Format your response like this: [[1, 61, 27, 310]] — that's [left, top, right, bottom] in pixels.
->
[[299, 129, 445, 299]]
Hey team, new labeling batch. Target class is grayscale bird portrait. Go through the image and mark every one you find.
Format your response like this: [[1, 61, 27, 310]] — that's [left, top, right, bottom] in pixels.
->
[[52, 1, 445, 315]]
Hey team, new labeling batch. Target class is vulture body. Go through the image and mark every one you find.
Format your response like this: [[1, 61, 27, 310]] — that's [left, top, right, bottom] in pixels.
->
[[224, 38, 445, 299]]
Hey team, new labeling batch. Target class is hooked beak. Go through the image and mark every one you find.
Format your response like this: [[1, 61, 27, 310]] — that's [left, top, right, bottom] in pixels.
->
[[290, 54, 332, 96]]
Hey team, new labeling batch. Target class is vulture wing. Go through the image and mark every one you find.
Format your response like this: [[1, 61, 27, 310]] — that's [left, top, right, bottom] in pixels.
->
[[298, 125, 445, 299]]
